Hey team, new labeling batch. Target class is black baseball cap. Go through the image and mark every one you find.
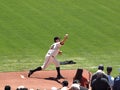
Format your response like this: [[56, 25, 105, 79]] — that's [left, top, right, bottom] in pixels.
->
[[107, 66, 112, 71], [98, 64, 104, 70], [62, 80, 68, 86], [54, 37, 60, 42]]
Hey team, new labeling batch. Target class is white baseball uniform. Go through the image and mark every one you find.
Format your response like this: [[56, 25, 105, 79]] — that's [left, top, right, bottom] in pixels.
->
[[41, 42, 62, 70]]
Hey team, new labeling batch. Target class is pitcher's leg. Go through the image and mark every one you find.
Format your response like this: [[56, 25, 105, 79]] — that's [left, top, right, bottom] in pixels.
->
[[56, 67, 64, 79], [28, 66, 42, 77], [53, 58, 64, 79], [41, 56, 52, 70], [28, 56, 51, 77]]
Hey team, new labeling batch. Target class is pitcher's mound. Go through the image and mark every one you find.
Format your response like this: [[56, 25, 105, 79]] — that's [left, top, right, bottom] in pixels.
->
[[0, 69, 91, 90]]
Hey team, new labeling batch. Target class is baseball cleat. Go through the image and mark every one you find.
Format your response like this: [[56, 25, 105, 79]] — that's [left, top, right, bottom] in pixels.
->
[[57, 75, 65, 79], [28, 70, 33, 77]]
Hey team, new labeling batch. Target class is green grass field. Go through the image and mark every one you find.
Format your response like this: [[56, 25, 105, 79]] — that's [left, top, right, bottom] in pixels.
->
[[0, 0, 120, 77]]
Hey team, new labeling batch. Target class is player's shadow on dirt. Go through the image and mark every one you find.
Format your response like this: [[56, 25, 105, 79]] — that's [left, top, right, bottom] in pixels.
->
[[30, 76, 64, 85], [44, 77, 62, 84]]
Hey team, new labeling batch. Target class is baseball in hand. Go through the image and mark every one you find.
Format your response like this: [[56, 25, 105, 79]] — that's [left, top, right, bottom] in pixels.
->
[[65, 34, 68, 36]]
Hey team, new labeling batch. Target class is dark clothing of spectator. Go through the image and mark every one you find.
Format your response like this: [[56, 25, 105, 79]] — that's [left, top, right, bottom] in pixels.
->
[[4, 85, 11, 90], [16, 88, 28, 90], [91, 77, 110, 90], [80, 86, 88, 90], [91, 71, 108, 86]]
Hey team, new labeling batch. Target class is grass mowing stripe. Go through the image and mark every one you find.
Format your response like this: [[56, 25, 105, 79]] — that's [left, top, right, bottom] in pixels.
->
[[94, 0, 120, 14], [0, 2, 43, 56], [21, 0, 69, 36], [92, 0, 119, 14], [69, 9, 118, 47], [70, 0, 120, 30], [0, 1, 42, 31], [0, 1, 48, 46], [92, 0, 120, 27], [70, 13, 120, 53], [82, 7, 120, 30], [0, 4, 36, 30]]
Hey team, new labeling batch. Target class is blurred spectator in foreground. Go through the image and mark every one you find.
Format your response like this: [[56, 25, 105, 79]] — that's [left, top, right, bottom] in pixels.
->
[[69, 80, 88, 90], [91, 70, 110, 90], [16, 85, 28, 90], [113, 68, 120, 90], [60, 80, 68, 90], [51, 87, 57, 90], [97, 64, 104, 72], [4, 85, 11, 90], [73, 68, 91, 88], [106, 66, 114, 90], [61, 80, 69, 90], [90, 64, 111, 90], [91, 64, 108, 84], [16, 88, 28, 90], [69, 80, 80, 90]]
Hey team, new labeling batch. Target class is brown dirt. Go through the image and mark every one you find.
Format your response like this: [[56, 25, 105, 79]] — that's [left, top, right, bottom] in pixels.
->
[[0, 69, 91, 90]]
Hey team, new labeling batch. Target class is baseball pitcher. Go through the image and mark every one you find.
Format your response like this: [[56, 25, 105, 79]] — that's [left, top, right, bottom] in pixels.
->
[[28, 34, 68, 79]]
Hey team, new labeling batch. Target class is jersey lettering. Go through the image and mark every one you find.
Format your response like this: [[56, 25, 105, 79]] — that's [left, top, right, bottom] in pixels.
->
[[50, 45, 55, 49]]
